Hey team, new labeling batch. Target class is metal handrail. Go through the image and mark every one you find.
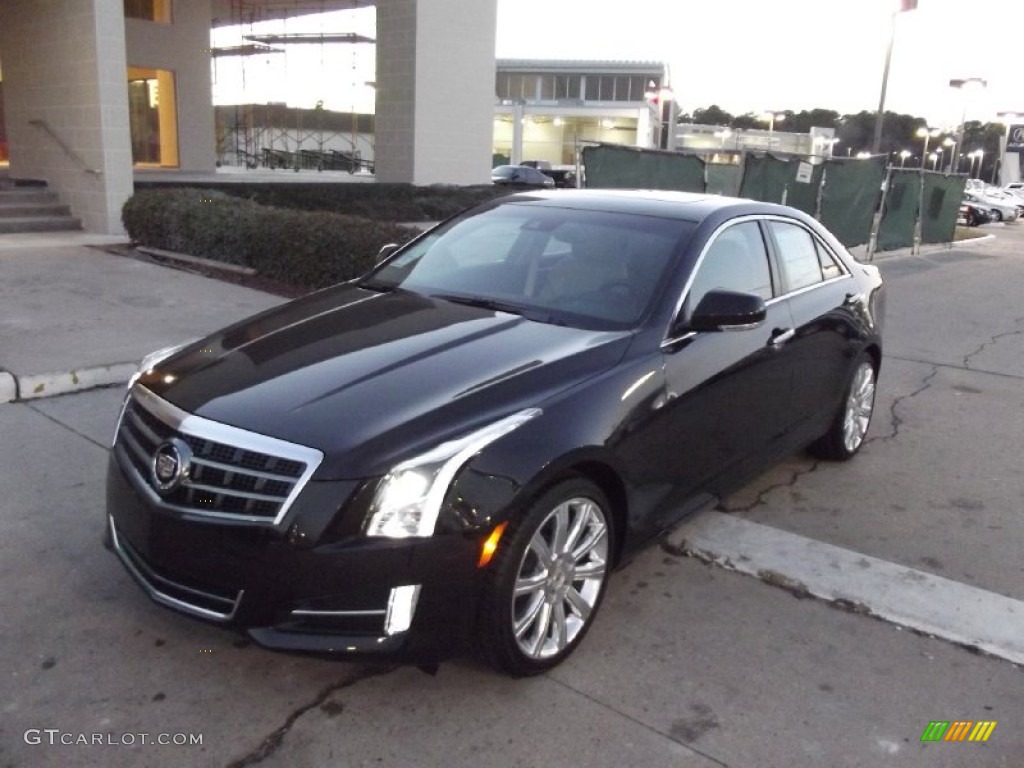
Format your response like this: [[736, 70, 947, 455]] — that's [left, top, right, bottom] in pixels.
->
[[28, 119, 102, 175]]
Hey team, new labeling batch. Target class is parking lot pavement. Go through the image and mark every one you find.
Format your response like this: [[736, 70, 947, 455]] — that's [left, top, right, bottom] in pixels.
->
[[0, 243, 282, 401], [2, 392, 1022, 768]]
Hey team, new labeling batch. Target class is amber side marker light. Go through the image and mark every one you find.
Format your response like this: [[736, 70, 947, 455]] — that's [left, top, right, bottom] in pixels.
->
[[477, 522, 508, 568]]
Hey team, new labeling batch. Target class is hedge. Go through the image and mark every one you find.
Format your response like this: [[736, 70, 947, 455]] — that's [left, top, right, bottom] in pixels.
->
[[131, 181, 513, 222], [122, 188, 420, 290]]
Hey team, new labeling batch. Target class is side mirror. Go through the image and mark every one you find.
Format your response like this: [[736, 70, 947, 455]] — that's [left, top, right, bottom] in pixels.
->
[[688, 289, 767, 331], [376, 243, 400, 263]]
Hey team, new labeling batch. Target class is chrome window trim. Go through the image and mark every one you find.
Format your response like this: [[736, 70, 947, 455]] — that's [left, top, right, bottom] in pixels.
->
[[109, 516, 243, 622], [665, 215, 775, 341], [120, 385, 324, 527], [665, 214, 855, 343], [767, 273, 853, 304]]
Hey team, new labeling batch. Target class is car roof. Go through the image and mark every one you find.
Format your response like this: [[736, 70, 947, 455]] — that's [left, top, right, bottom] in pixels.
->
[[500, 188, 803, 225]]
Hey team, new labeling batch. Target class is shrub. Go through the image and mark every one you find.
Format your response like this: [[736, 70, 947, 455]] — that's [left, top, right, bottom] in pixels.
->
[[122, 188, 418, 290], [131, 181, 513, 221]]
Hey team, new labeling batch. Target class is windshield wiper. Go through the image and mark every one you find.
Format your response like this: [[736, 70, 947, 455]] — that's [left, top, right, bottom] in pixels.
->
[[358, 278, 397, 293], [431, 293, 563, 325]]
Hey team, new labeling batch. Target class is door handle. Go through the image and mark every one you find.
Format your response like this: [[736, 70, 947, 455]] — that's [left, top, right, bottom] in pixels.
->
[[768, 328, 795, 348]]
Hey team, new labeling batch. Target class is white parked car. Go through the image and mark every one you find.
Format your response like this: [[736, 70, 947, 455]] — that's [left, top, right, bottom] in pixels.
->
[[963, 190, 1020, 222]]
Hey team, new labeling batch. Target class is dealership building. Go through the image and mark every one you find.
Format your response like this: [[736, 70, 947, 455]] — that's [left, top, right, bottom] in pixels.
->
[[0, 0, 499, 233]]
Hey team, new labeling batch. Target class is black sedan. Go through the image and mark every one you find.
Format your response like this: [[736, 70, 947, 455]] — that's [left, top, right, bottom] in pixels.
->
[[492, 164, 556, 188], [106, 190, 884, 676]]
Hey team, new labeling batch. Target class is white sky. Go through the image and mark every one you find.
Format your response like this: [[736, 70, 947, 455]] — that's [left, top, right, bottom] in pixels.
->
[[496, 0, 1023, 127], [212, 0, 1024, 128]]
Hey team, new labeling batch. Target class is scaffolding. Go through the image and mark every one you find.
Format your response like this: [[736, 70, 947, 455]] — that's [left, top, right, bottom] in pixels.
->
[[212, 0, 376, 172]]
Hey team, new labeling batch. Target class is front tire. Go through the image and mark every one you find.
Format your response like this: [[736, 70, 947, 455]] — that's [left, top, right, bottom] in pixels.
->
[[809, 354, 877, 461], [477, 478, 613, 676]]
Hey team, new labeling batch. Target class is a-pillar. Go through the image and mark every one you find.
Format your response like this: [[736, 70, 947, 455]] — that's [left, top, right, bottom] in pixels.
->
[[375, 0, 497, 185], [0, 0, 133, 234]]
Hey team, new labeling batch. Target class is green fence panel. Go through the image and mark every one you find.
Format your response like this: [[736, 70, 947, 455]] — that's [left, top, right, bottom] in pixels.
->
[[706, 163, 742, 197], [819, 157, 887, 247], [876, 169, 920, 252], [582, 145, 706, 192], [737, 154, 822, 213], [921, 174, 967, 244], [738, 154, 790, 204]]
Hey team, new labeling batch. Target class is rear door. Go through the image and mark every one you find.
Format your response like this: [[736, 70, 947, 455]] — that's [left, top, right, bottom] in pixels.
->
[[765, 219, 860, 434]]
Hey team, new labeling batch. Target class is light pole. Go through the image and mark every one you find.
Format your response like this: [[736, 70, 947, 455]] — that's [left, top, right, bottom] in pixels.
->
[[932, 149, 942, 170], [942, 136, 956, 173], [872, 0, 920, 154], [899, 150, 911, 167], [949, 77, 987, 174], [968, 149, 983, 178], [761, 112, 786, 150], [916, 126, 939, 170]]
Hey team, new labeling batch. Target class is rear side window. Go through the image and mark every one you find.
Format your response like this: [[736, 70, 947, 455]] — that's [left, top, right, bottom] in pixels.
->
[[687, 221, 773, 311], [769, 221, 824, 292]]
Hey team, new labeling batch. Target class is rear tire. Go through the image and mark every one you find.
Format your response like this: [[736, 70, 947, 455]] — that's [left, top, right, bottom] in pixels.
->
[[808, 354, 877, 461], [476, 478, 613, 676]]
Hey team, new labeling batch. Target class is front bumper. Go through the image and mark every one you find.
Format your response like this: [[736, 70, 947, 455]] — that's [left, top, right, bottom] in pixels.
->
[[105, 454, 483, 661]]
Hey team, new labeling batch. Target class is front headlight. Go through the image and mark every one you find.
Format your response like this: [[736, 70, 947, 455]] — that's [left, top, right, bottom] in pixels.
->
[[365, 408, 541, 538]]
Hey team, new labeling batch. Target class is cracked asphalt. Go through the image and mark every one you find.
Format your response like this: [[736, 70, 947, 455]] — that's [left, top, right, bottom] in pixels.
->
[[2, 229, 1023, 767]]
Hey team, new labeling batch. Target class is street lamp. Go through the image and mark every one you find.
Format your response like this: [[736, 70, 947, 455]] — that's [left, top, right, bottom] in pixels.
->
[[933, 148, 943, 170], [942, 136, 956, 173], [872, 0, 920, 153], [760, 112, 786, 150], [916, 126, 939, 170], [899, 149, 911, 167], [713, 128, 733, 150], [949, 77, 987, 174], [968, 149, 984, 178]]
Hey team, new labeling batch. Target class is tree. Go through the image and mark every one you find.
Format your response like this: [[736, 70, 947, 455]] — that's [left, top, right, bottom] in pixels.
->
[[731, 112, 761, 130], [690, 104, 733, 126]]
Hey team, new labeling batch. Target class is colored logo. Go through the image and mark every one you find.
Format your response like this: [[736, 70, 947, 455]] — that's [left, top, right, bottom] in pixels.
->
[[920, 720, 997, 743]]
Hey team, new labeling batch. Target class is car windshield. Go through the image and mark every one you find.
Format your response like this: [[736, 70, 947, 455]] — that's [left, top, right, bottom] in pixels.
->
[[363, 202, 694, 330], [492, 166, 518, 178]]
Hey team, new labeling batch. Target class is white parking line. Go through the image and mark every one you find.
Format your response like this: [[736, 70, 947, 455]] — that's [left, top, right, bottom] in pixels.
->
[[672, 510, 1024, 666]]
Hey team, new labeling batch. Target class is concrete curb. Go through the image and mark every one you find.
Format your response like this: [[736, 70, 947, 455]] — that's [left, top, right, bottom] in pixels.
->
[[0, 371, 15, 403], [9, 362, 137, 402], [135, 245, 256, 275], [673, 510, 1024, 666]]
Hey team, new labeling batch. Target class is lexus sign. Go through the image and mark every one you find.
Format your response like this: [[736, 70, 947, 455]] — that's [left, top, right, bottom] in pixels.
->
[[1008, 125, 1024, 154]]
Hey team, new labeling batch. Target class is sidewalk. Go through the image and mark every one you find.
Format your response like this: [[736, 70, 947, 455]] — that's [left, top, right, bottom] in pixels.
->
[[0, 232, 284, 403]]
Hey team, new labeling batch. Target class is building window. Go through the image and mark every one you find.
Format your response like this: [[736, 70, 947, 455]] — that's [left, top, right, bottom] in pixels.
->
[[124, 0, 172, 22], [127, 67, 179, 167]]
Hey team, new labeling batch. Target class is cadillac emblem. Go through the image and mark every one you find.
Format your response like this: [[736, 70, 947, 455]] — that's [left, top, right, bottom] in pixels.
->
[[150, 438, 192, 493]]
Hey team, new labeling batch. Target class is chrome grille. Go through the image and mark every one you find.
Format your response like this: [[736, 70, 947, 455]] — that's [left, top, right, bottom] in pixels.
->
[[115, 385, 323, 525]]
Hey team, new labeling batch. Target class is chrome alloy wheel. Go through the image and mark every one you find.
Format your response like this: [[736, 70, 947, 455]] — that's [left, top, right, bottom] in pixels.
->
[[511, 497, 609, 659], [842, 362, 876, 453]]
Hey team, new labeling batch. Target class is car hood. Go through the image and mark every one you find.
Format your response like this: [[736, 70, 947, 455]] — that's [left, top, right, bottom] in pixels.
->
[[140, 285, 632, 478]]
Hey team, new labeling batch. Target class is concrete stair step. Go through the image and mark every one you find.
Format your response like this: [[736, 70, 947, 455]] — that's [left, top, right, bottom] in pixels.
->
[[0, 189, 60, 204], [0, 216, 83, 234], [0, 202, 72, 218]]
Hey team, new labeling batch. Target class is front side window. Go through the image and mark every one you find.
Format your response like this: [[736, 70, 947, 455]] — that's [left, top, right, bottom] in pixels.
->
[[686, 221, 773, 313]]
